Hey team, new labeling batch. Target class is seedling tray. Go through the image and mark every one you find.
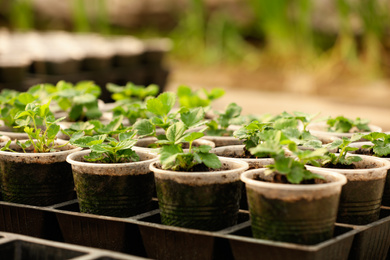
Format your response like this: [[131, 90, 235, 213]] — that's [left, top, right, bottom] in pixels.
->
[[0, 231, 148, 259], [0, 200, 375, 260]]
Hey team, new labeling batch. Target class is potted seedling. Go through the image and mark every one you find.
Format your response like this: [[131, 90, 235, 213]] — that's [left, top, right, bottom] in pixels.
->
[[307, 115, 382, 140], [0, 90, 41, 140], [0, 100, 82, 206], [48, 80, 104, 122], [148, 120, 248, 231], [348, 132, 390, 206], [111, 101, 149, 126], [67, 129, 158, 217], [59, 115, 131, 141], [107, 82, 159, 104], [216, 112, 326, 169], [132, 92, 213, 150], [306, 134, 390, 224], [176, 85, 225, 116], [202, 102, 244, 147], [241, 131, 347, 244], [105, 82, 159, 113]]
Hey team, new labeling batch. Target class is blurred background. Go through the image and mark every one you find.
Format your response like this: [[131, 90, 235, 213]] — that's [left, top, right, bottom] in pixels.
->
[[1, 0, 390, 128]]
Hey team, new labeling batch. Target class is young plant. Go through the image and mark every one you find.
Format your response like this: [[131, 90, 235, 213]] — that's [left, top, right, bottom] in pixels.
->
[[112, 101, 149, 125], [272, 111, 323, 149], [206, 102, 242, 136], [321, 134, 364, 167], [250, 130, 328, 184], [361, 132, 390, 157], [71, 131, 139, 163], [327, 116, 370, 133], [62, 115, 131, 143], [50, 80, 102, 122], [1, 100, 66, 153], [233, 120, 272, 157], [106, 82, 159, 104], [132, 92, 207, 138], [158, 122, 221, 171], [0, 90, 39, 131], [177, 85, 225, 109]]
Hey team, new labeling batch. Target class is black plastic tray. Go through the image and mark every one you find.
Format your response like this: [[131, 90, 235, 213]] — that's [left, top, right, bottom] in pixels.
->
[[0, 231, 148, 259], [0, 199, 381, 260]]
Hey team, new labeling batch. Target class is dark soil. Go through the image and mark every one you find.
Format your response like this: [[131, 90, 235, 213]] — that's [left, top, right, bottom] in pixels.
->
[[355, 148, 390, 158], [156, 162, 218, 172], [322, 162, 357, 169], [255, 173, 327, 185]]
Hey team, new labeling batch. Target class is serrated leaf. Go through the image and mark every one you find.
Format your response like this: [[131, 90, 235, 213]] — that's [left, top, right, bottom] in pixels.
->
[[133, 119, 155, 136], [166, 122, 187, 143], [197, 152, 221, 169], [195, 145, 212, 153], [180, 107, 205, 128], [47, 124, 60, 139], [184, 132, 204, 143]]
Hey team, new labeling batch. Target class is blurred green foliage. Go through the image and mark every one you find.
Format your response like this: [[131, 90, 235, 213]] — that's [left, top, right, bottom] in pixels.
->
[[2, 0, 390, 74]]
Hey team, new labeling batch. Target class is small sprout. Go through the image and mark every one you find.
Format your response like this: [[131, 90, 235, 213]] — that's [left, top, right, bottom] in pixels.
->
[[327, 116, 371, 133], [206, 103, 242, 136], [321, 134, 364, 166], [361, 132, 390, 157]]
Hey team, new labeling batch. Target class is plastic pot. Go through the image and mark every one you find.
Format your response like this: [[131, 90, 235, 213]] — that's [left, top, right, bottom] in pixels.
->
[[67, 149, 158, 217], [149, 158, 249, 231], [0, 140, 82, 206], [241, 168, 347, 245], [307, 154, 390, 225]]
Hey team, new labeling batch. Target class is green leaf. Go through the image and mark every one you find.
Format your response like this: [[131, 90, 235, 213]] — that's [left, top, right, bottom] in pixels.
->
[[146, 92, 176, 117], [118, 131, 136, 141], [117, 139, 137, 150], [184, 132, 204, 143], [133, 119, 155, 136], [373, 144, 390, 156], [194, 145, 212, 153], [47, 124, 60, 139], [84, 151, 105, 162], [166, 122, 187, 143], [160, 144, 183, 168], [17, 93, 36, 105], [197, 152, 221, 169], [273, 118, 298, 130], [180, 107, 205, 128], [69, 105, 83, 121], [350, 133, 364, 142]]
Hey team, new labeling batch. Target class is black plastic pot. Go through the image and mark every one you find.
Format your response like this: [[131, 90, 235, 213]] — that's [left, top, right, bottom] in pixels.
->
[[0, 140, 82, 206], [67, 150, 158, 217]]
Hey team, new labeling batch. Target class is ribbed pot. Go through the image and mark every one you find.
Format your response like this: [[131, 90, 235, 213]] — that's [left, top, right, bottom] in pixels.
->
[[211, 144, 274, 210], [241, 168, 347, 245], [348, 141, 390, 207], [307, 154, 390, 225], [0, 140, 82, 206], [150, 158, 249, 231], [67, 149, 158, 217]]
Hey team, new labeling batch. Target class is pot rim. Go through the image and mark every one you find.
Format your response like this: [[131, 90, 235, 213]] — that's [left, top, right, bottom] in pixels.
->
[[306, 154, 390, 174], [307, 121, 382, 137], [66, 148, 158, 168], [211, 144, 274, 162], [149, 157, 249, 177], [241, 167, 347, 191], [0, 139, 81, 157]]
